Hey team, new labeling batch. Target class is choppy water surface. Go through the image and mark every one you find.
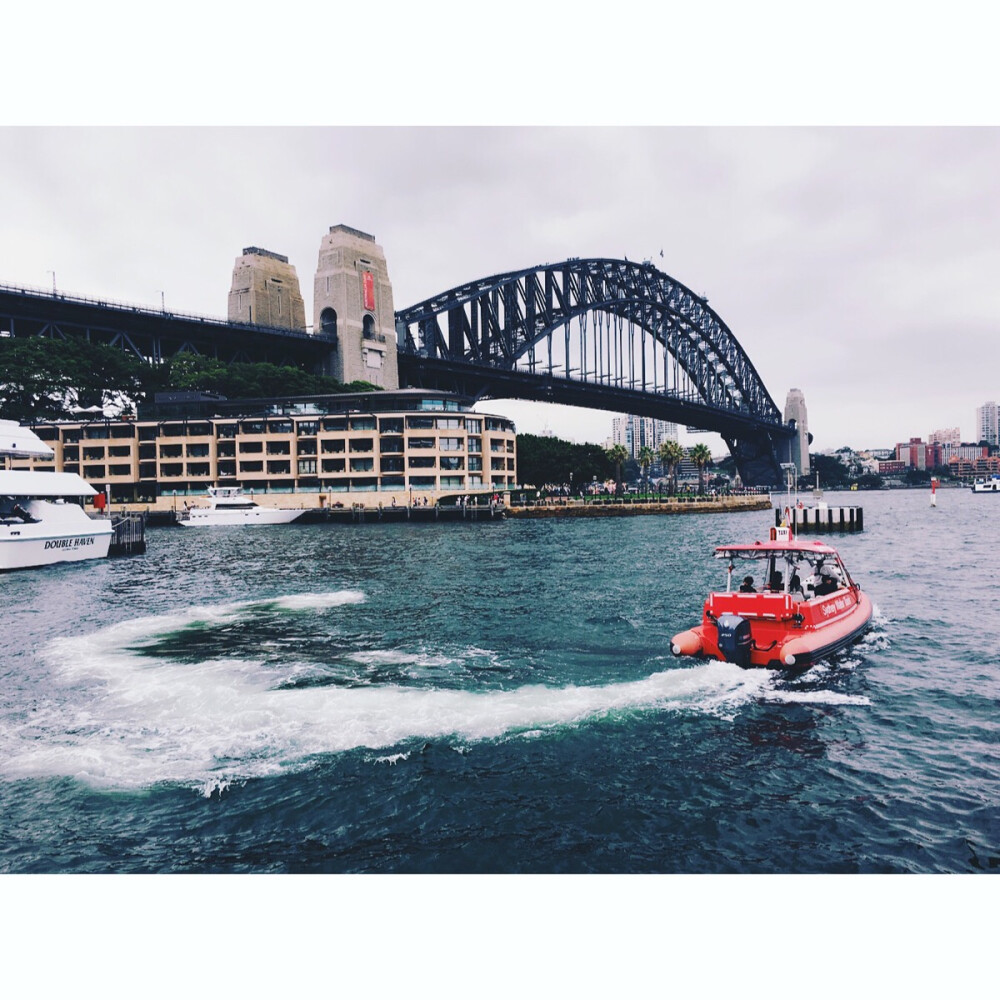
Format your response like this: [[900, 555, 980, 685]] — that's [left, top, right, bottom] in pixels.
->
[[2, 489, 998, 873]]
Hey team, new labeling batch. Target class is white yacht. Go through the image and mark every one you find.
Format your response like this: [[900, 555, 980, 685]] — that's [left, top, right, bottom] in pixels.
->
[[0, 420, 114, 570], [178, 486, 305, 526]]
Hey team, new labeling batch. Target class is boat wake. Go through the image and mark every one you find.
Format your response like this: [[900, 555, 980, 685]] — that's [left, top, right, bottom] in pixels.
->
[[1, 591, 867, 793]]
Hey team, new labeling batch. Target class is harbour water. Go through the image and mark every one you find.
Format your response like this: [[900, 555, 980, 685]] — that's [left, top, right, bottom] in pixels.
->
[[2, 488, 998, 876]]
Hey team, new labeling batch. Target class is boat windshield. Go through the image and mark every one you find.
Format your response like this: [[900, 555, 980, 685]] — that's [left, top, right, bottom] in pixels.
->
[[717, 548, 851, 600]]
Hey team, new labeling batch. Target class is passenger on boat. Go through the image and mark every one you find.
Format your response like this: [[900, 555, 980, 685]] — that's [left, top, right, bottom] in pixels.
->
[[765, 571, 783, 592], [813, 569, 839, 597], [739, 576, 756, 593], [788, 573, 805, 600]]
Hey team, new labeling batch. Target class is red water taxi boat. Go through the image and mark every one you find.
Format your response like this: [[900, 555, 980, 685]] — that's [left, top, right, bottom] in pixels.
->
[[670, 527, 872, 669]]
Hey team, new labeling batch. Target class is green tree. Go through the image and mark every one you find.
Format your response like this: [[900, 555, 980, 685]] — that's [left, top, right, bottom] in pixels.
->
[[637, 445, 654, 495], [689, 443, 713, 495], [606, 444, 629, 495], [0, 337, 151, 421], [515, 433, 612, 490], [659, 439, 685, 495]]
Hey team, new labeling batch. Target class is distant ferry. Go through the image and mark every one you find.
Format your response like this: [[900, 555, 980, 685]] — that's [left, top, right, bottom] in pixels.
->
[[1, 421, 113, 571], [971, 475, 1000, 494], [178, 486, 305, 526]]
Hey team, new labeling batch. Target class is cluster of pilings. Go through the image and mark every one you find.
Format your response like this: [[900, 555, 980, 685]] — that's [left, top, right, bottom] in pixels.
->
[[775, 505, 863, 533]]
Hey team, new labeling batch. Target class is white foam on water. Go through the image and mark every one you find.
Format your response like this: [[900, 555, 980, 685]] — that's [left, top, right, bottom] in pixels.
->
[[271, 591, 366, 611], [1, 594, 781, 792], [8, 593, 881, 792], [763, 689, 871, 707]]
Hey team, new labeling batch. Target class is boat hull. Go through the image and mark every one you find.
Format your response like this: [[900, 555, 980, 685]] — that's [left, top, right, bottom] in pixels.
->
[[671, 589, 873, 670], [0, 507, 113, 571], [179, 508, 304, 526]]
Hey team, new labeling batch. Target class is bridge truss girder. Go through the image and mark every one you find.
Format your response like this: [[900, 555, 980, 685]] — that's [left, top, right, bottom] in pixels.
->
[[396, 258, 793, 485], [0, 286, 333, 370]]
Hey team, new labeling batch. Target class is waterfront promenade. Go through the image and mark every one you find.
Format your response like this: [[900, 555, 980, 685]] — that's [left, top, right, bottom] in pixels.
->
[[507, 495, 772, 518]]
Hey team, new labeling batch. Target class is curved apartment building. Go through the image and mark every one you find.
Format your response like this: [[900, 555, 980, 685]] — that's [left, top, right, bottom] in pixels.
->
[[18, 390, 517, 506]]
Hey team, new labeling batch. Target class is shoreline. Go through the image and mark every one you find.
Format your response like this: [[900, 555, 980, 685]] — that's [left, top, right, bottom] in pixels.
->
[[506, 495, 772, 518]]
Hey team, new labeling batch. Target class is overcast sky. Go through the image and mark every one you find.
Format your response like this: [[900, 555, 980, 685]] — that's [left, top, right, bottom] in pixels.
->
[[2, 12, 997, 456]]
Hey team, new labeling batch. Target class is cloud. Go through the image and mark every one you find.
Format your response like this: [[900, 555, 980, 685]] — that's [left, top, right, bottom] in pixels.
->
[[1, 126, 997, 450]]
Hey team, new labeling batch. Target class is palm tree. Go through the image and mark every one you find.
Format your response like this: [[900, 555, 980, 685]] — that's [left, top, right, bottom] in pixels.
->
[[659, 439, 685, 496], [606, 444, 628, 496], [637, 445, 654, 496], [689, 443, 713, 495]]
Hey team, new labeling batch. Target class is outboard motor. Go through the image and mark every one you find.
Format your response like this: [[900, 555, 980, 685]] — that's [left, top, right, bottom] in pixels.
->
[[716, 614, 752, 668]]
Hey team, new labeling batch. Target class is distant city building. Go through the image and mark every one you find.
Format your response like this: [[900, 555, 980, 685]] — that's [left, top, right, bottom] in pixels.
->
[[867, 448, 894, 461], [878, 460, 905, 475], [949, 454, 1000, 477], [928, 426, 961, 447], [782, 388, 810, 476], [895, 437, 943, 471], [976, 401, 998, 446], [611, 414, 678, 461], [942, 443, 989, 463]]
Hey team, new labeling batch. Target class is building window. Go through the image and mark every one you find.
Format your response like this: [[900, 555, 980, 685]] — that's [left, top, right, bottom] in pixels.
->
[[439, 437, 464, 451], [409, 437, 435, 449], [467, 437, 482, 453], [440, 456, 464, 471], [298, 459, 317, 475], [350, 417, 376, 431], [321, 439, 346, 453], [350, 458, 374, 472], [408, 456, 436, 469], [349, 438, 374, 452]]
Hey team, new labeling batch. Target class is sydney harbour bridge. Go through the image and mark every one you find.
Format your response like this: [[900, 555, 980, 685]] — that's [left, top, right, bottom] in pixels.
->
[[0, 258, 795, 485]]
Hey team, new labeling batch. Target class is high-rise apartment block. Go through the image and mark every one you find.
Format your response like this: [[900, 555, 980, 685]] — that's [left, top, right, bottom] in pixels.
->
[[611, 414, 678, 461], [976, 402, 998, 447], [928, 427, 961, 447]]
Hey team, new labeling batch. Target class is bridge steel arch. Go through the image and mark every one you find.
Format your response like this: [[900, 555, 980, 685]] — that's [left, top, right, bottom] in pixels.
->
[[396, 258, 794, 486]]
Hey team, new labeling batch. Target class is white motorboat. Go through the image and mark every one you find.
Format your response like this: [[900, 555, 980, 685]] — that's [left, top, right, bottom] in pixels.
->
[[971, 475, 1000, 494], [1, 421, 114, 571], [178, 486, 305, 526]]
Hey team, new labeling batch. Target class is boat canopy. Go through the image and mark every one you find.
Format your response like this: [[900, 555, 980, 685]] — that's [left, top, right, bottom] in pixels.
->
[[0, 420, 55, 460], [0, 470, 99, 497], [714, 540, 839, 559]]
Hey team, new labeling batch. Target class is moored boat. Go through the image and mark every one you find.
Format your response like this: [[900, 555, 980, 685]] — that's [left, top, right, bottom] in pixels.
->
[[670, 526, 872, 669], [178, 486, 305, 526], [1, 421, 114, 571]]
